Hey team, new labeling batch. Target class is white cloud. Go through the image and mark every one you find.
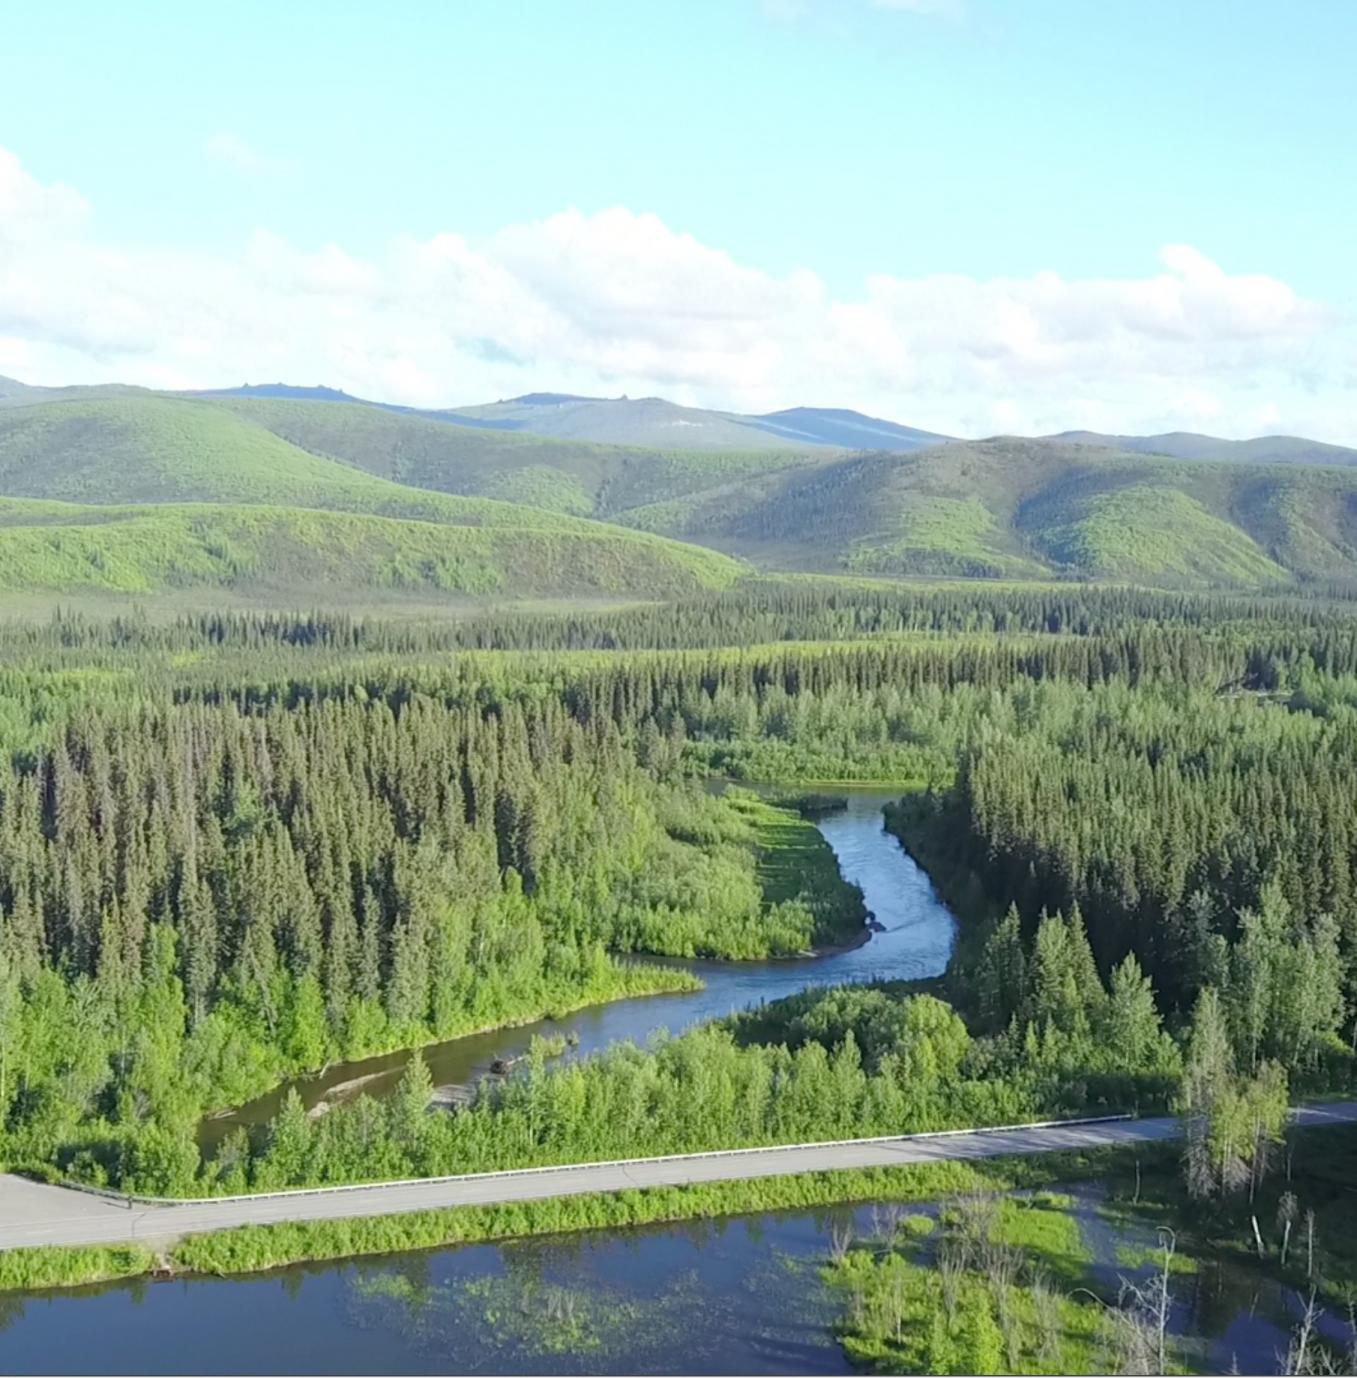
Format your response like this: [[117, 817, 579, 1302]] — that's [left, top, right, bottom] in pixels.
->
[[0, 148, 87, 243], [0, 145, 1352, 442], [204, 132, 281, 175]]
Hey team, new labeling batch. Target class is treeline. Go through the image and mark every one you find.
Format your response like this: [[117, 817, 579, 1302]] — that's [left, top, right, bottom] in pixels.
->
[[0, 685, 857, 1185], [224, 931, 1178, 1196], [18, 578, 1357, 657], [914, 677, 1357, 1039]]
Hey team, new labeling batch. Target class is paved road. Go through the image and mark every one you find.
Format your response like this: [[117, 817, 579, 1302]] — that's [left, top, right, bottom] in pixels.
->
[[3, 1103, 1355, 1253]]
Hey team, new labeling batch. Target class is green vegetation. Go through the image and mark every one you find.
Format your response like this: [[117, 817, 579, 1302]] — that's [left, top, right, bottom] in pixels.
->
[[843, 495, 1047, 580], [12, 394, 1357, 596], [0, 397, 751, 600], [827, 1123, 1357, 1375], [0, 1243, 156, 1292], [1029, 484, 1289, 584], [0, 499, 744, 598], [610, 437, 1357, 588], [0, 577, 1353, 1368], [826, 1193, 1111, 1375], [215, 395, 820, 515]]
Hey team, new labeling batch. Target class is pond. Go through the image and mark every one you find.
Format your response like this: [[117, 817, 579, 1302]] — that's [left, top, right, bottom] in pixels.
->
[[0, 1191, 1322, 1374]]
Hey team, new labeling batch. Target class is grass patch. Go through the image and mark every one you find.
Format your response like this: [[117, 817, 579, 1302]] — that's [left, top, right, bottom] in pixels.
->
[[0, 1244, 155, 1292], [741, 792, 869, 949]]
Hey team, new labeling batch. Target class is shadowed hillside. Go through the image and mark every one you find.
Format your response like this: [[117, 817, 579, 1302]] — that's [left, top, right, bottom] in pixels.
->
[[612, 437, 1357, 588], [0, 398, 748, 599], [1047, 429, 1357, 467]]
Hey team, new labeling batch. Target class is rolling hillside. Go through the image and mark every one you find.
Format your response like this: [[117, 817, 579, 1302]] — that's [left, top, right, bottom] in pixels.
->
[[610, 437, 1357, 588], [740, 406, 951, 451], [203, 384, 952, 452], [0, 499, 743, 598], [209, 395, 827, 517], [5, 380, 1357, 594], [0, 397, 747, 600], [1047, 429, 1357, 467], [444, 393, 952, 453], [447, 393, 821, 450]]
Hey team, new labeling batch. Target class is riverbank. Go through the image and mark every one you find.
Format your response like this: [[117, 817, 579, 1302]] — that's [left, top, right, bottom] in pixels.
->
[[0, 791, 968, 1296], [198, 791, 955, 1149]]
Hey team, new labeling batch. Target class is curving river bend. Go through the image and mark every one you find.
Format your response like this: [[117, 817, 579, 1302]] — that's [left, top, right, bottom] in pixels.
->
[[0, 798, 1299, 1375], [2, 791, 968, 1376], [203, 791, 957, 1143]]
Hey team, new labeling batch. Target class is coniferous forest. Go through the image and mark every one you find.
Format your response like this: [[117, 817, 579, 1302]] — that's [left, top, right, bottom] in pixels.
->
[[0, 582, 1354, 1222]]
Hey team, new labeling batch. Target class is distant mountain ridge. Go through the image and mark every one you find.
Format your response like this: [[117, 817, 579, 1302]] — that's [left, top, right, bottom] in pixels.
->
[[191, 384, 952, 453], [1044, 429, 1357, 468], [7, 375, 1352, 466], [5, 373, 1357, 596]]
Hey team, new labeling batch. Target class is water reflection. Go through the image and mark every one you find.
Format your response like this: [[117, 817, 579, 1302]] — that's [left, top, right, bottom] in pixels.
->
[[0, 1209, 856, 1376]]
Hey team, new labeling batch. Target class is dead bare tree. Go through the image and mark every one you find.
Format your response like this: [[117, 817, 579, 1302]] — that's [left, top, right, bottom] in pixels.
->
[[1104, 1227, 1177, 1376], [937, 1243, 965, 1323], [950, 1190, 999, 1268], [829, 1219, 855, 1265], [1278, 1192, 1299, 1268], [1030, 1268, 1063, 1371], [871, 1201, 905, 1253], [1284, 1288, 1322, 1376]]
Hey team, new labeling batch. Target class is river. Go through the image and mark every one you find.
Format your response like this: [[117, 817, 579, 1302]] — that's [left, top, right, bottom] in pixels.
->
[[0, 1196, 1307, 1374], [0, 792, 967, 1374], [202, 791, 957, 1141], [0, 796, 1316, 1373]]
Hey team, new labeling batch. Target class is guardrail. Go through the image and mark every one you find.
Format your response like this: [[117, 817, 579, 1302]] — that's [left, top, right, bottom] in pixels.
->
[[60, 1112, 1144, 1209]]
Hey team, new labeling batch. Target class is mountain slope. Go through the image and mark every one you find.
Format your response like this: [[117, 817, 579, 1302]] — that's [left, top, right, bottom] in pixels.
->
[[742, 406, 951, 451], [0, 397, 748, 599], [210, 395, 827, 518], [7, 382, 1357, 593], [1048, 430, 1357, 467], [0, 499, 744, 598], [204, 384, 953, 452], [612, 437, 1357, 588], [0, 395, 653, 526], [0, 376, 147, 409], [447, 394, 816, 450]]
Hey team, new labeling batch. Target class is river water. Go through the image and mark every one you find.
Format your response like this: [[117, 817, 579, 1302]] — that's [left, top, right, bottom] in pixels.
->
[[0, 797, 1320, 1373], [203, 791, 957, 1141]]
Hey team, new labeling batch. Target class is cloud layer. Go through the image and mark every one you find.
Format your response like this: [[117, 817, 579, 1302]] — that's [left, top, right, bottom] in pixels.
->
[[0, 145, 1351, 440]]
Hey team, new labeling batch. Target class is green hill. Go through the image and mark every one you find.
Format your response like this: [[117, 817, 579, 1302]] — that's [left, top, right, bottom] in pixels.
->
[[446, 394, 817, 450], [0, 398, 747, 600], [0, 498, 744, 598], [610, 438, 1357, 589], [8, 389, 1357, 595], [0, 396, 560, 521], [1047, 429, 1357, 467], [210, 395, 824, 517]]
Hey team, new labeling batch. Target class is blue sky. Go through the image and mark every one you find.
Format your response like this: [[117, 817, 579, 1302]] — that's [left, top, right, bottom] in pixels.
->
[[2, 0, 1354, 439]]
